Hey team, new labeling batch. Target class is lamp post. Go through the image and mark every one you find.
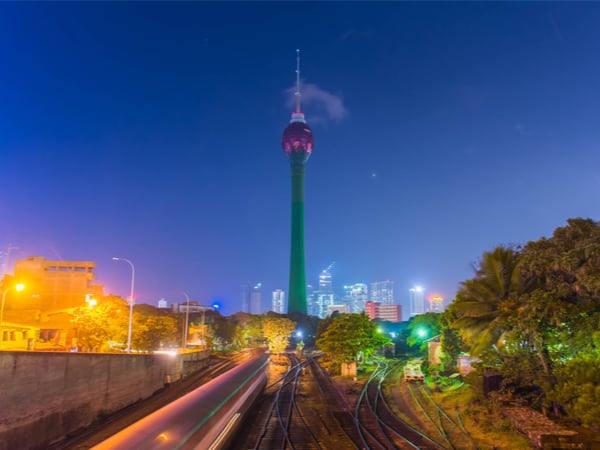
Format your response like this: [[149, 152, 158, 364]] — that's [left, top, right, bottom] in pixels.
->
[[0, 283, 25, 349], [112, 257, 135, 353], [179, 291, 190, 352]]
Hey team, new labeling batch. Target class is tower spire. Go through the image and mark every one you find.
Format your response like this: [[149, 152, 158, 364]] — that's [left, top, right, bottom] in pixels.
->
[[295, 48, 301, 113], [290, 49, 306, 124]]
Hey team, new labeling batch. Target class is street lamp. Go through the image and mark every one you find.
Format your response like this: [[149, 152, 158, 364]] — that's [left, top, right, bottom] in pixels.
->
[[178, 291, 190, 352], [0, 283, 25, 349], [112, 257, 135, 353]]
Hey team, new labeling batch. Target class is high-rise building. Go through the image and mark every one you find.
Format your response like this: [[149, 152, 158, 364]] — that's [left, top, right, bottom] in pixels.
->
[[312, 291, 335, 318], [344, 283, 368, 313], [309, 265, 336, 318], [370, 280, 394, 305], [282, 50, 314, 315], [428, 295, 444, 313], [409, 286, 426, 316], [272, 289, 286, 314], [319, 267, 332, 291], [250, 283, 262, 314], [241, 283, 251, 313]]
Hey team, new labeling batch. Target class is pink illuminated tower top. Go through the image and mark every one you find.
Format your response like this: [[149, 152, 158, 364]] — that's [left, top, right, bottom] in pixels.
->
[[282, 49, 314, 161]]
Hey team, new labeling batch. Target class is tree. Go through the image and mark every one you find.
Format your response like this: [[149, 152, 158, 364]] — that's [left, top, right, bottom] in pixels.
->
[[73, 295, 128, 352], [212, 314, 240, 349], [447, 219, 600, 425], [262, 317, 296, 353], [439, 308, 466, 371], [450, 246, 523, 356], [407, 312, 441, 351], [132, 314, 178, 352], [316, 313, 390, 363], [231, 312, 264, 346]]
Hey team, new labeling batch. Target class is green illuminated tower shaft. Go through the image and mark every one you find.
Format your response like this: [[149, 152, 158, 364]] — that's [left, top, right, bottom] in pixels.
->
[[281, 50, 314, 315], [288, 162, 307, 313]]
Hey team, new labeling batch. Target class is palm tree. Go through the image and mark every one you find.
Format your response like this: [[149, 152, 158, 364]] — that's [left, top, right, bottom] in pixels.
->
[[449, 246, 523, 356]]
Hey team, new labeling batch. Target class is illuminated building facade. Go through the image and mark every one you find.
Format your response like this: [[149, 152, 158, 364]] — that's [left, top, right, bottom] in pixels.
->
[[241, 282, 262, 314], [343, 283, 368, 313], [272, 289, 286, 313], [428, 295, 444, 313], [370, 280, 394, 305], [282, 50, 314, 315], [318, 265, 333, 291], [327, 303, 349, 316], [10, 256, 103, 311], [250, 283, 262, 314], [365, 301, 402, 323], [309, 264, 336, 318], [409, 286, 426, 316]]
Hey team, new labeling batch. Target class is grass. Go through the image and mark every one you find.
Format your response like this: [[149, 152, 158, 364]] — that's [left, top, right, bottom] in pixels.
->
[[430, 377, 532, 450]]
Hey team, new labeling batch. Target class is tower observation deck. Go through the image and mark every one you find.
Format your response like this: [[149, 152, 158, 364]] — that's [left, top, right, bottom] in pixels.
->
[[282, 50, 314, 315]]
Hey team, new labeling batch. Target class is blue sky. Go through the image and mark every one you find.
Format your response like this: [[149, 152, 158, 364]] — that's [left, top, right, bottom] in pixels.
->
[[1, 2, 599, 316]]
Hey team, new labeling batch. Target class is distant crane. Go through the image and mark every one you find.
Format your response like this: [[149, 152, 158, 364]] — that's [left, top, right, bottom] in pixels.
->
[[323, 261, 335, 273]]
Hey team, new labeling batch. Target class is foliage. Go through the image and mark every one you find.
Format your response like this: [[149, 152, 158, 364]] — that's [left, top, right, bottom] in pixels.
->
[[406, 312, 441, 351], [262, 317, 296, 353], [73, 295, 128, 351], [132, 313, 178, 352], [315, 314, 336, 341], [445, 218, 600, 427], [551, 354, 600, 428], [449, 246, 523, 356], [287, 312, 320, 346], [439, 308, 466, 370], [212, 314, 240, 348], [231, 312, 264, 345], [316, 313, 390, 362]]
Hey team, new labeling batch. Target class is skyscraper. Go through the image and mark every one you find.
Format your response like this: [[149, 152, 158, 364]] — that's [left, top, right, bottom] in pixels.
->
[[319, 265, 333, 291], [282, 50, 314, 315], [241, 283, 250, 313], [309, 264, 336, 318], [409, 286, 426, 316], [370, 280, 394, 305], [272, 289, 286, 314], [250, 283, 262, 314], [344, 283, 368, 313]]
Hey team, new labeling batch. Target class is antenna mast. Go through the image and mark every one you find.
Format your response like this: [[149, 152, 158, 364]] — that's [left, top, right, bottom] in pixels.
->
[[295, 48, 301, 113]]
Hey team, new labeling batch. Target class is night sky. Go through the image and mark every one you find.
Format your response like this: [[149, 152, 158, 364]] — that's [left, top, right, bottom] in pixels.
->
[[2, 2, 599, 316]]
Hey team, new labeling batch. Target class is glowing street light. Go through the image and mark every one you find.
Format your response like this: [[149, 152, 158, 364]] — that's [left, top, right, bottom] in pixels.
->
[[112, 257, 135, 353], [0, 283, 25, 349]]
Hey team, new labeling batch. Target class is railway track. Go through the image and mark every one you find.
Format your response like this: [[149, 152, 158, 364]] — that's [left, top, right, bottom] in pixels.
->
[[252, 354, 359, 449], [355, 360, 445, 450], [234, 354, 481, 450], [406, 383, 479, 450]]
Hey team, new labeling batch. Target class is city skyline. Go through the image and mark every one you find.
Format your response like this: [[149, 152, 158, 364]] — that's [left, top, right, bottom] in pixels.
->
[[2, 3, 599, 316]]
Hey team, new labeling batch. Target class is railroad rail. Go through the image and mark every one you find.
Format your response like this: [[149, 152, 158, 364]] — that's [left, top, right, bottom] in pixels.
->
[[252, 353, 362, 449], [406, 382, 479, 450], [355, 360, 445, 450]]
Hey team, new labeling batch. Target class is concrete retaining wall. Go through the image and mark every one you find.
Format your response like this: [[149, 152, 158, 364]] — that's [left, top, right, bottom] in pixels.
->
[[0, 350, 210, 450]]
